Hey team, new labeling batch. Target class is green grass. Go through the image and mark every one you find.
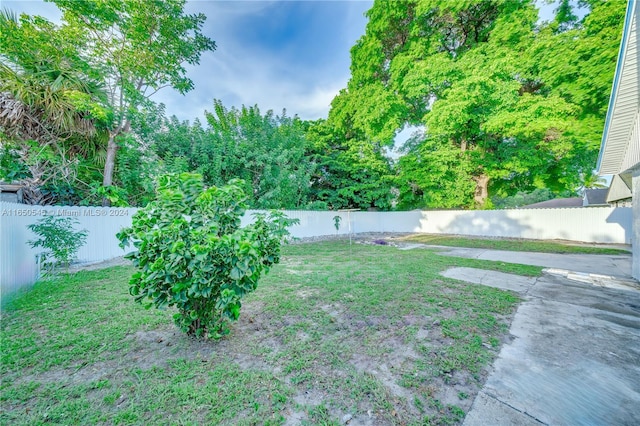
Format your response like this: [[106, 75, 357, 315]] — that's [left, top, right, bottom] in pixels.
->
[[1, 241, 536, 425], [399, 234, 630, 255]]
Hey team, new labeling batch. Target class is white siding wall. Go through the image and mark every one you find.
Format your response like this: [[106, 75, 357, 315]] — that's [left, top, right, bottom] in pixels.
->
[[1, 203, 633, 297], [633, 171, 640, 280], [621, 111, 640, 172], [599, 1, 640, 174]]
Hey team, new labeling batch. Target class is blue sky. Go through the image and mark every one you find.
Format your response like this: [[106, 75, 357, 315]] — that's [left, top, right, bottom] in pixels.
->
[[5, 1, 575, 131], [4, 0, 373, 122]]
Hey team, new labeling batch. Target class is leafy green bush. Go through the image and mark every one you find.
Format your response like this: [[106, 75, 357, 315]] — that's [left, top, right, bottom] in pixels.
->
[[117, 173, 297, 339], [0, 143, 30, 181], [27, 216, 88, 271], [81, 182, 130, 207]]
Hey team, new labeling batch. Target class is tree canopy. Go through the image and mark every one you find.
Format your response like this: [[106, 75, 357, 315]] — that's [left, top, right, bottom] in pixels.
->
[[1, 0, 625, 211], [1, 0, 215, 205], [0, 10, 110, 204], [52, 0, 215, 201], [146, 101, 316, 209], [326, 0, 625, 209]]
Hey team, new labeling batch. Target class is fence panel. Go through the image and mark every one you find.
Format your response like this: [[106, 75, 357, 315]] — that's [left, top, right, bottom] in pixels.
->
[[1, 203, 632, 298], [1, 202, 138, 298], [415, 207, 632, 244]]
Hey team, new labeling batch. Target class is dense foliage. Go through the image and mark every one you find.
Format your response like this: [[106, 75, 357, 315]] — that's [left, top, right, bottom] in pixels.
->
[[0, 0, 215, 205], [327, 0, 625, 208], [305, 118, 394, 210], [117, 173, 297, 338], [149, 101, 316, 209], [50, 0, 216, 203], [0, 10, 110, 204], [1, 0, 624, 210]]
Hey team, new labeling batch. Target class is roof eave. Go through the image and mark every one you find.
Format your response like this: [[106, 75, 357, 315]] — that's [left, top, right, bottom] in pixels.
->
[[597, 0, 636, 175]]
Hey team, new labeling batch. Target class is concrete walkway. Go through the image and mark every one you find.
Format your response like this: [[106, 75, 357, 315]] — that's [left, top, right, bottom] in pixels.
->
[[437, 247, 633, 279], [433, 248, 640, 425]]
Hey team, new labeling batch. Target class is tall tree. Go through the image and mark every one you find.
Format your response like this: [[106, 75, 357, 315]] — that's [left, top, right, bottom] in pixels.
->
[[50, 0, 216, 204], [305, 118, 394, 210], [0, 10, 109, 204], [205, 101, 316, 209], [328, 0, 625, 209]]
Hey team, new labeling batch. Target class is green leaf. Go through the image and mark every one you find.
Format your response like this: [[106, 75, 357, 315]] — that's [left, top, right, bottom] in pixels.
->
[[230, 267, 242, 280], [115, 173, 292, 339]]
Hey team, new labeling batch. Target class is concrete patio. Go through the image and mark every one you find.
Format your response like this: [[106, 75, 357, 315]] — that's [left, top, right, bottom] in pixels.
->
[[434, 248, 639, 425]]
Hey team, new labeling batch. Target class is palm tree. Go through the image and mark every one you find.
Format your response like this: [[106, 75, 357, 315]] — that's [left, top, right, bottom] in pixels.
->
[[581, 172, 607, 189], [0, 9, 110, 204], [0, 61, 104, 143], [578, 171, 608, 198]]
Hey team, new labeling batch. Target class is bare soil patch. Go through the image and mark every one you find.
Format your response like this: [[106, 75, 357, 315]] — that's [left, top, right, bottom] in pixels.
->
[[2, 240, 520, 425]]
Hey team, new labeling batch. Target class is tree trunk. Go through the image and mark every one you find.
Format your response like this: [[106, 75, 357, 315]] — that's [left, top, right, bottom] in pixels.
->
[[103, 133, 118, 187], [101, 133, 118, 206], [101, 121, 129, 206], [473, 174, 489, 207]]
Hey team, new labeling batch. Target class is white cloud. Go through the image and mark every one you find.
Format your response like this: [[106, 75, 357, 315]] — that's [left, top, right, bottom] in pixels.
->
[[163, 38, 348, 121], [4, 0, 373, 123], [4, 0, 61, 21], [157, 1, 371, 122]]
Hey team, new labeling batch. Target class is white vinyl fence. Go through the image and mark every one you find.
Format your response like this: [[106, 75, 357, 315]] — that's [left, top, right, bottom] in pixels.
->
[[1, 202, 138, 298], [258, 207, 633, 243], [1, 202, 632, 298]]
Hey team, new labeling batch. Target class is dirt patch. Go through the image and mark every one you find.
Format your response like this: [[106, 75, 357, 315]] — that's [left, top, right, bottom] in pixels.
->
[[295, 288, 319, 299], [16, 360, 118, 386], [350, 352, 416, 403], [13, 327, 205, 387], [4, 239, 520, 425], [67, 256, 132, 272]]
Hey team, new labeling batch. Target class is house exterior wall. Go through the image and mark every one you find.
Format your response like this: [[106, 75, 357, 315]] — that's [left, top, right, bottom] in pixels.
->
[[596, 0, 639, 282], [607, 174, 633, 203], [628, 114, 640, 281], [621, 111, 640, 172], [597, 0, 639, 174], [633, 170, 640, 280], [613, 199, 633, 207]]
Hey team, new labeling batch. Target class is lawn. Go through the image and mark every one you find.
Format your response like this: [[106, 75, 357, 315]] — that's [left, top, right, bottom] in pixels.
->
[[1, 240, 540, 425], [398, 234, 630, 255]]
